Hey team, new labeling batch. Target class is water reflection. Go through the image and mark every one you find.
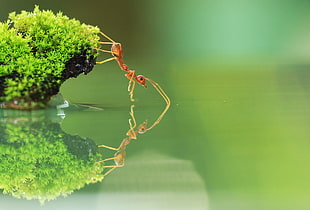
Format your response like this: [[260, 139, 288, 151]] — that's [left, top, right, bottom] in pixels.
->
[[0, 93, 170, 203], [0, 107, 104, 203], [96, 101, 169, 176]]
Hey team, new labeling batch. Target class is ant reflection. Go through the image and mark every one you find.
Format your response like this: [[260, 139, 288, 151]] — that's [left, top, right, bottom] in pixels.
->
[[97, 102, 168, 177]]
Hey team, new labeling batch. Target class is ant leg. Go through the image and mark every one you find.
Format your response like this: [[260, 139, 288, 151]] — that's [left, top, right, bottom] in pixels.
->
[[93, 47, 118, 64], [103, 167, 116, 177], [97, 152, 124, 165], [126, 105, 137, 139], [99, 160, 125, 176], [97, 41, 122, 46], [103, 163, 125, 168], [93, 47, 113, 54], [98, 41, 114, 45], [96, 57, 116, 64], [99, 31, 116, 43], [98, 144, 119, 151], [102, 162, 125, 176], [96, 31, 121, 49], [97, 156, 117, 164], [127, 78, 136, 102]]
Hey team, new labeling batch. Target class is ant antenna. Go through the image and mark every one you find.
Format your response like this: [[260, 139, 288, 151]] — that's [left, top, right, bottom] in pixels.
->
[[143, 77, 171, 131]]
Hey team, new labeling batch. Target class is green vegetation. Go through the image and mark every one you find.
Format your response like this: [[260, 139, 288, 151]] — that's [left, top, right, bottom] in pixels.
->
[[0, 6, 100, 109], [0, 113, 104, 203]]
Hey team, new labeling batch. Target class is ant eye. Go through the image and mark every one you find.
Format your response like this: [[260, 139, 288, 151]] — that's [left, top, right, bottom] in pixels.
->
[[138, 127, 146, 134], [136, 75, 147, 87]]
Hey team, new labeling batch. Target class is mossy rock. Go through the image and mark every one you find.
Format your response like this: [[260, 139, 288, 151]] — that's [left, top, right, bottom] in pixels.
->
[[0, 6, 100, 109], [0, 110, 104, 203]]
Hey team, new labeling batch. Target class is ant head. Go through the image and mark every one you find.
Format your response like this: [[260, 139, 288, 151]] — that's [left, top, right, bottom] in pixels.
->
[[111, 44, 123, 58], [136, 75, 147, 88], [137, 120, 148, 134]]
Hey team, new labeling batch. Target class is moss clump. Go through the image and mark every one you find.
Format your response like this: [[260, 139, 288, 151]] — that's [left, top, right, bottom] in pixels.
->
[[0, 112, 104, 203], [0, 6, 100, 109]]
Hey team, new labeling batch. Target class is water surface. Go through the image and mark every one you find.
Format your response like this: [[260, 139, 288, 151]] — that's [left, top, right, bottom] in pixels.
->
[[1, 63, 309, 210]]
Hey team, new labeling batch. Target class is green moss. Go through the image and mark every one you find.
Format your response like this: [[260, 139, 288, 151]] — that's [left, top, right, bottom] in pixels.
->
[[0, 6, 100, 109], [0, 111, 104, 203]]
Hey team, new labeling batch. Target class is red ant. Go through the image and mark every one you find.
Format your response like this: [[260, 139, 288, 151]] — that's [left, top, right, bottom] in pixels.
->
[[93, 31, 170, 108]]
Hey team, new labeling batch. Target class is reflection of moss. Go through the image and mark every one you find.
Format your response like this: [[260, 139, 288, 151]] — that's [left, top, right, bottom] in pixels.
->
[[0, 6, 100, 109], [0, 116, 104, 203]]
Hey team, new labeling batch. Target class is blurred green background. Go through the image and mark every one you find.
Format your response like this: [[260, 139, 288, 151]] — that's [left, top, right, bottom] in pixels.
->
[[1, 0, 310, 209]]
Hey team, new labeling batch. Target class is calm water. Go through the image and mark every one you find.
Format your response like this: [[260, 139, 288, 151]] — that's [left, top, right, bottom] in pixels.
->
[[1, 63, 309, 210]]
